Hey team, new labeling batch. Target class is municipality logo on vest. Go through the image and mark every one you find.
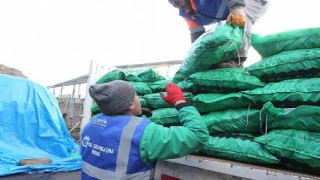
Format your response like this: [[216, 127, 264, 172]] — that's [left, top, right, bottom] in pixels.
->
[[93, 118, 108, 128], [82, 135, 92, 148], [82, 135, 114, 157]]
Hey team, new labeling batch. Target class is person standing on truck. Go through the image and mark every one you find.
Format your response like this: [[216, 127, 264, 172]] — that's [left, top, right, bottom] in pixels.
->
[[81, 80, 209, 180], [168, 0, 269, 68]]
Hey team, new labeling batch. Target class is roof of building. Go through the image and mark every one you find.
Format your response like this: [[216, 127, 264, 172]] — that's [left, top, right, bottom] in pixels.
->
[[46, 74, 89, 88]]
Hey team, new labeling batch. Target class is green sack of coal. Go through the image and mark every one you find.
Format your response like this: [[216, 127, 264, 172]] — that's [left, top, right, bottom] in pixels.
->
[[125, 68, 166, 82], [203, 108, 265, 134], [191, 93, 251, 113], [201, 134, 279, 165], [241, 78, 320, 108], [91, 103, 101, 115], [173, 24, 244, 83], [188, 68, 264, 93], [246, 48, 320, 82], [143, 92, 193, 109], [128, 81, 152, 95], [96, 69, 126, 84], [150, 108, 180, 126], [139, 96, 149, 109], [254, 129, 320, 175], [262, 101, 320, 132], [251, 27, 320, 58], [176, 80, 194, 92], [148, 80, 171, 93]]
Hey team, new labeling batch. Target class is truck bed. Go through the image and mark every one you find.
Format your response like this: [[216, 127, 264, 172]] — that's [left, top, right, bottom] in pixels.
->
[[2, 155, 319, 180], [155, 155, 320, 180]]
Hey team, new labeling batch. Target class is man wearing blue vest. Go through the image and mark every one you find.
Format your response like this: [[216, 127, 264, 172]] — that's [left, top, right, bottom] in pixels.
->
[[168, 0, 269, 68], [81, 80, 209, 179]]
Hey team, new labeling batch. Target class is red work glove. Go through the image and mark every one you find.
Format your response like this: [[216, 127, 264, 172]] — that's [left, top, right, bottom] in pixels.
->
[[226, 6, 246, 27], [161, 83, 185, 107]]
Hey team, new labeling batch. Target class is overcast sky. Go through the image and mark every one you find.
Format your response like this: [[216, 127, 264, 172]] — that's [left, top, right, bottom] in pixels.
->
[[1, 0, 319, 87]]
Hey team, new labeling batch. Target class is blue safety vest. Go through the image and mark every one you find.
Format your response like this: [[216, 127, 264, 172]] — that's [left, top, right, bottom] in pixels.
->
[[81, 114, 156, 180], [180, 0, 230, 25]]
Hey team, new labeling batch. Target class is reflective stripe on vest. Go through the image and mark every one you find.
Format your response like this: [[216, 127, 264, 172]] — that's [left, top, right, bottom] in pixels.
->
[[82, 161, 154, 179], [116, 116, 142, 173], [82, 116, 154, 179], [216, 0, 228, 19]]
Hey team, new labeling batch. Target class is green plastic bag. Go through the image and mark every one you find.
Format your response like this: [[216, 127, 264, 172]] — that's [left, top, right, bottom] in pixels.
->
[[251, 27, 320, 58], [191, 93, 251, 113], [139, 96, 149, 109], [188, 68, 264, 93], [246, 48, 320, 82], [201, 134, 279, 165], [148, 80, 171, 93], [203, 108, 265, 134], [125, 68, 166, 82], [241, 78, 320, 108], [143, 92, 193, 110], [176, 80, 194, 92], [173, 24, 244, 83], [128, 81, 152, 95], [96, 69, 126, 84], [150, 108, 180, 126], [91, 103, 100, 115], [254, 129, 320, 175], [136, 69, 166, 82], [96, 68, 166, 83], [262, 101, 320, 132], [124, 70, 142, 82]]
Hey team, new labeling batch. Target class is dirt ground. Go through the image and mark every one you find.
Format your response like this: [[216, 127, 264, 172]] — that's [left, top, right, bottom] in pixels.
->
[[0, 64, 27, 78]]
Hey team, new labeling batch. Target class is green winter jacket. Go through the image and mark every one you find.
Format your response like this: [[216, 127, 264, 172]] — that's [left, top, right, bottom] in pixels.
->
[[140, 106, 209, 164]]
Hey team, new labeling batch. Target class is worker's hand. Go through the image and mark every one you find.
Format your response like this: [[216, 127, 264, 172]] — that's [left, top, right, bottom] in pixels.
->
[[161, 83, 185, 107], [226, 6, 246, 27]]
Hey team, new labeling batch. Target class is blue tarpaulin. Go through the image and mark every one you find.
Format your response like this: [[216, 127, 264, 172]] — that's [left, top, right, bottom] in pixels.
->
[[0, 74, 82, 176]]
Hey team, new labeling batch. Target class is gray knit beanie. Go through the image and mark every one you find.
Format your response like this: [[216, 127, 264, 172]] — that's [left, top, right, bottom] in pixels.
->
[[89, 80, 136, 115]]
